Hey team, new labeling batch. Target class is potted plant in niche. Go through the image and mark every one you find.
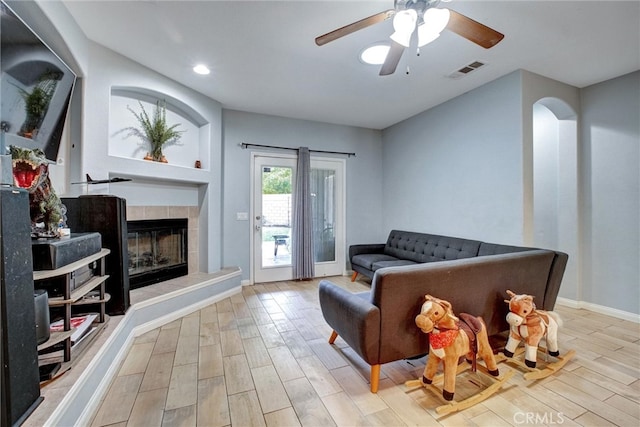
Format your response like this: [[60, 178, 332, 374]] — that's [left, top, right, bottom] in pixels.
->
[[124, 100, 183, 163]]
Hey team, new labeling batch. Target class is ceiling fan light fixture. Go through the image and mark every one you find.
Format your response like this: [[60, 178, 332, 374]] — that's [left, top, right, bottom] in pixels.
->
[[360, 44, 391, 65], [423, 8, 450, 33], [417, 25, 440, 47], [390, 9, 417, 47]]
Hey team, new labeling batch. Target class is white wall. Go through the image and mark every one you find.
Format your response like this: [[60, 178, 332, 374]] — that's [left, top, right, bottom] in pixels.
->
[[381, 71, 525, 244], [221, 110, 384, 278], [580, 71, 639, 315]]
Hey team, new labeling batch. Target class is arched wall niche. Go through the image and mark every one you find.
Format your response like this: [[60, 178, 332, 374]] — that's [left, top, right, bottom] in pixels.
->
[[108, 86, 211, 170], [532, 96, 580, 301]]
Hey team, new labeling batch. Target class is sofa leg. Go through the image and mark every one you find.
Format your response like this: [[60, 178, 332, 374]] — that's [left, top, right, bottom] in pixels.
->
[[329, 330, 338, 344], [370, 365, 381, 393], [351, 271, 358, 282]]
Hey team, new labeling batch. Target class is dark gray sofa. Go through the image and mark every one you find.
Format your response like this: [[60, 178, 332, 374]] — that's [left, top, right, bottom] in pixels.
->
[[319, 230, 568, 392]]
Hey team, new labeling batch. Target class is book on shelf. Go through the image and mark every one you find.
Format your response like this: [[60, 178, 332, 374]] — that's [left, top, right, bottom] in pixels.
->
[[50, 313, 98, 343]]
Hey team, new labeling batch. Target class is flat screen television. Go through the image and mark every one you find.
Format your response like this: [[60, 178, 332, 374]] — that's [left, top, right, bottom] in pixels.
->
[[1, 0, 76, 162]]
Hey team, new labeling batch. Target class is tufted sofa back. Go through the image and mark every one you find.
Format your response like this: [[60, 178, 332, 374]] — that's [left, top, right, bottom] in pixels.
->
[[383, 230, 481, 263]]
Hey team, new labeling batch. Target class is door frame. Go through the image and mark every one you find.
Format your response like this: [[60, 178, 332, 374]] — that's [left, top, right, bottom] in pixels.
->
[[249, 151, 346, 284]]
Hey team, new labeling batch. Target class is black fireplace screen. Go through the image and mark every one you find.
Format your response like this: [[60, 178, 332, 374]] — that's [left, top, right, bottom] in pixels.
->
[[127, 218, 188, 289]]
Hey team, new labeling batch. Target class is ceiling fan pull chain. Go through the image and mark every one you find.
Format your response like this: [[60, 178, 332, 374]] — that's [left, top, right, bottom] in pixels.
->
[[417, 47, 421, 57], [406, 65, 411, 75]]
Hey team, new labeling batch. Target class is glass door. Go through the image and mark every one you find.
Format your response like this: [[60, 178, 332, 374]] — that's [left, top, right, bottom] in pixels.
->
[[252, 154, 345, 283]]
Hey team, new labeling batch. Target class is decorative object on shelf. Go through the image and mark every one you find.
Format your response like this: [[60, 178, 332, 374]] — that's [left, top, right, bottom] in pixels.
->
[[195, 160, 201, 168], [15, 70, 62, 139], [10, 145, 67, 238], [122, 100, 183, 162]]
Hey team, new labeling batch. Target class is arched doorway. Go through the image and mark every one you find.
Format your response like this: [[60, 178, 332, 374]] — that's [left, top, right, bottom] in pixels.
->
[[532, 98, 579, 301]]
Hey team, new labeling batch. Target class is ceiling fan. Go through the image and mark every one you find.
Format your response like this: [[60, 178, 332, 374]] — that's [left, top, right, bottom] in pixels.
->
[[315, 0, 504, 76]]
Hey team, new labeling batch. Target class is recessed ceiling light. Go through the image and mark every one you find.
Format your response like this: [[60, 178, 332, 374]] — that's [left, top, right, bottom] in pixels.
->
[[193, 64, 210, 75], [360, 44, 390, 65]]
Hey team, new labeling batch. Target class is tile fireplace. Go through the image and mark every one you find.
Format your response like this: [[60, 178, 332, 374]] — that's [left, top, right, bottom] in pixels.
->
[[127, 218, 188, 289]]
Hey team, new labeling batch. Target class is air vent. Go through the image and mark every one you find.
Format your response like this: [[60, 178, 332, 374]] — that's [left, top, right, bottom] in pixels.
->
[[448, 60, 487, 79]]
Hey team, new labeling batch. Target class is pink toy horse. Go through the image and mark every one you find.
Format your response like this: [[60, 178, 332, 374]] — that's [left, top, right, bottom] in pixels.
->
[[503, 290, 562, 368]]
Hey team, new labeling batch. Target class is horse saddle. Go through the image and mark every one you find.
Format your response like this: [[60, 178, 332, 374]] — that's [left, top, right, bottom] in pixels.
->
[[458, 313, 484, 371]]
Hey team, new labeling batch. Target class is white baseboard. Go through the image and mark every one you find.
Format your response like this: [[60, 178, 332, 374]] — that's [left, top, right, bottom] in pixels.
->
[[556, 297, 640, 323], [241, 279, 252, 287], [46, 268, 242, 427]]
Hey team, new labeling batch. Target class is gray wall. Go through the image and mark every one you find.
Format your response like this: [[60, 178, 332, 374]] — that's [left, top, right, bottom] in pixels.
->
[[380, 71, 525, 244], [221, 110, 384, 278], [580, 71, 639, 315]]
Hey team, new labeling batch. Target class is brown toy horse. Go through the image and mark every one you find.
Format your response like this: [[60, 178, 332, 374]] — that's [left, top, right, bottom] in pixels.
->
[[415, 295, 500, 401], [503, 290, 562, 368]]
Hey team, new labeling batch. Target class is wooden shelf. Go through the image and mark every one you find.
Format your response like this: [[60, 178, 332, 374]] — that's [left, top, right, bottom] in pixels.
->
[[34, 248, 110, 374], [47, 276, 110, 305], [37, 329, 74, 352]]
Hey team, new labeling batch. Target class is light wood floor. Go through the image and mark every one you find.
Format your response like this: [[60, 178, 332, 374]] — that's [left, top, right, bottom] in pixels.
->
[[90, 276, 640, 426]]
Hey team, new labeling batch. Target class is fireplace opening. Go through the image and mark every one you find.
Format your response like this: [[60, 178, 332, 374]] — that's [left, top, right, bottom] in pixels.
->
[[127, 218, 188, 289]]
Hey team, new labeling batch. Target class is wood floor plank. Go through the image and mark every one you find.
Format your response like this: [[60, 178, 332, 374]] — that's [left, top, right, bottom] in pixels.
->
[[91, 373, 143, 426], [223, 354, 254, 395], [220, 328, 244, 357], [199, 304, 218, 324], [162, 404, 197, 427], [264, 407, 302, 427], [237, 317, 261, 339], [283, 377, 336, 427], [321, 392, 369, 426], [118, 342, 155, 376], [268, 345, 305, 382], [154, 326, 181, 354], [198, 343, 223, 380], [198, 321, 220, 347], [127, 388, 167, 427], [243, 336, 273, 368], [258, 323, 286, 348], [174, 334, 200, 366], [330, 365, 388, 416], [165, 363, 198, 411], [251, 365, 292, 413], [140, 352, 175, 392], [297, 355, 343, 397], [196, 376, 230, 427], [228, 390, 266, 427]]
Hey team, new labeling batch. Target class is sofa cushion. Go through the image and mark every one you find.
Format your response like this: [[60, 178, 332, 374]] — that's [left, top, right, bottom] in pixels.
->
[[372, 260, 417, 271], [352, 253, 399, 270], [384, 230, 481, 263]]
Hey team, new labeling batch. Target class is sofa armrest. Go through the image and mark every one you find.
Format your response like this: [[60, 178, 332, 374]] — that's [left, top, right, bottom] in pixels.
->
[[318, 280, 381, 364], [349, 244, 386, 260]]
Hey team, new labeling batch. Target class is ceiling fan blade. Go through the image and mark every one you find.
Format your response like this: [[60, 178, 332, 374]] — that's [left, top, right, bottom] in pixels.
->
[[446, 9, 504, 49], [379, 41, 405, 76], [315, 9, 395, 46]]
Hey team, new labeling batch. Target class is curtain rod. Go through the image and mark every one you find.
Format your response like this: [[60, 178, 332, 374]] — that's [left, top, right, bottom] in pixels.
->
[[240, 142, 356, 158]]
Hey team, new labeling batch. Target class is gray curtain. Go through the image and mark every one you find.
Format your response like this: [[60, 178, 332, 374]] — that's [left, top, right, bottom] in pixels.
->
[[292, 147, 314, 280]]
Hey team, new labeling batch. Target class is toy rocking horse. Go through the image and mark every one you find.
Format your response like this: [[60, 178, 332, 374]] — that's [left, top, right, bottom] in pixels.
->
[[405, 295, 513, 416], [503, 290, 575, 380]]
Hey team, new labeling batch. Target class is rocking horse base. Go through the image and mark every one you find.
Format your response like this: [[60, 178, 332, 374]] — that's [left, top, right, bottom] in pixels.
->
[[405, 361, 515, 416], [502, 346, 576, 380]]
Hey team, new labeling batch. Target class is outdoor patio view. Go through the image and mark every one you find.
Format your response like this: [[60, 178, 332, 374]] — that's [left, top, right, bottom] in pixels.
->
[[260, 166, 336, 268]]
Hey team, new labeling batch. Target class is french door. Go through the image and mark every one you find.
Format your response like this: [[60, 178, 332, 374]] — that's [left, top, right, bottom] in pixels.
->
[[251, 153, 345, 283]]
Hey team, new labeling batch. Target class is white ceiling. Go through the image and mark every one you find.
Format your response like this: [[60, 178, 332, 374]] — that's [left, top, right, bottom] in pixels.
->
[[62, 0, 640, 130]]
